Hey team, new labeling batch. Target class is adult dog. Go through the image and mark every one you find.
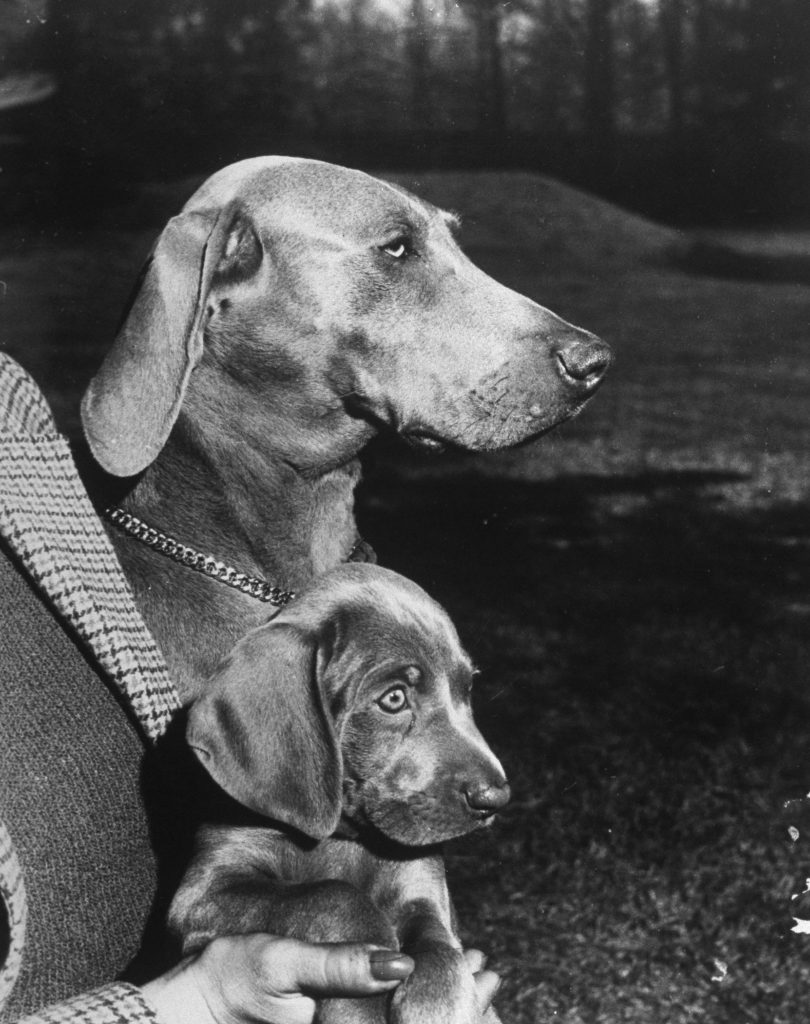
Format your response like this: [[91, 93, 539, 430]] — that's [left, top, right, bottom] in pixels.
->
[[81, 157, 611, 702], [170, 562, 511, 1024]]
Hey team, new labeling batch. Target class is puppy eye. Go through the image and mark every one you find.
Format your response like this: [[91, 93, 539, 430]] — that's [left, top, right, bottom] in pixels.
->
[[381, 237, 410, 259], [376, 685, 410, 714]]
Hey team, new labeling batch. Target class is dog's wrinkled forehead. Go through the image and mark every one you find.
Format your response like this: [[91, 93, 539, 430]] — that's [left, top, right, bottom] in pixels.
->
[[286, 563, 470, 673], [356, 577, 467, 669], [185, 156, 454, 244]]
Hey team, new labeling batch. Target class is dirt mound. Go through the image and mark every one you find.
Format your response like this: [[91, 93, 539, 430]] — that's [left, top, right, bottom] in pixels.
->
[[387, 170, 680, 267], [117, 168, 680, 268], [675, 235, 810, 284]]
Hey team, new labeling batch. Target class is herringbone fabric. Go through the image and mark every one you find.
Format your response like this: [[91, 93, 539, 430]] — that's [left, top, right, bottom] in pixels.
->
[[16, 986, 159, 1024], [0, 826, 26, 1012], [0, 354, 181, 1021], [0, 362, 57, 439], [0, 354, 180, 743]]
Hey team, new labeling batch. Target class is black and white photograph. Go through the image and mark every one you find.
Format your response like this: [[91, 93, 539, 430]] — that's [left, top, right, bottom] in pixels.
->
[[1, 2, 810, 1022]]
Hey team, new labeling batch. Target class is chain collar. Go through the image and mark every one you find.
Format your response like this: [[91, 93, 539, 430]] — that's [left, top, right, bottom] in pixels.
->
[[104, 507, 295, 607]]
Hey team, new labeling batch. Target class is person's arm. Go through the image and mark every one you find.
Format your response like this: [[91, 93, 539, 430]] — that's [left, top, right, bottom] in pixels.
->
[[7, 938, 413, 1024], [1, 824, 496, 1024], [142, 935, 500, 1024], [7, 926, 498, 1024], [141, 935, 413, 1024], [14, 983, 162, 1024]]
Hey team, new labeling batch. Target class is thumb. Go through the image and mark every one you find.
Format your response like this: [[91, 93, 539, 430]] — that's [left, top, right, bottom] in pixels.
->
[[264, 939, 415, 996]]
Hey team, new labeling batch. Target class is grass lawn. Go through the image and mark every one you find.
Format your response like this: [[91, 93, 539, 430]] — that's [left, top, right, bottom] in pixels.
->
[[3, 170, 810, 1022]]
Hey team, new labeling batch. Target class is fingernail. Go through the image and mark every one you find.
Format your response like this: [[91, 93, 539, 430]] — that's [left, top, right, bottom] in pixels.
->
[[368, 950, 415, 981]]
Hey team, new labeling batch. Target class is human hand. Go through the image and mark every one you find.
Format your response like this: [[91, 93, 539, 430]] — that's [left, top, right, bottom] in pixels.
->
[[142, 934, 415, 1024], [463, 948, 501, 1014]]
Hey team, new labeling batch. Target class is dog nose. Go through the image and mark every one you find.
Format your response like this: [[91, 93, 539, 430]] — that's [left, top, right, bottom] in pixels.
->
[[464, 779, 511, 815], [555, 336, 612, 389]]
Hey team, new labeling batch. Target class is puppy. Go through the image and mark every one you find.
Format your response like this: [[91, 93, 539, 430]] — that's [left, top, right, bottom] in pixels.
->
[[169, 562, 510, 1024]]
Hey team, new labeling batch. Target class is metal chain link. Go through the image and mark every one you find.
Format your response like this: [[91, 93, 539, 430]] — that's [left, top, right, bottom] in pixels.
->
[[104, 507, 295, 607]]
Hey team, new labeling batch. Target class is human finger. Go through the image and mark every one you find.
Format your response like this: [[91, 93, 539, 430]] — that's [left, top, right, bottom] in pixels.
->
[[463, 948, 487, 975], [254, 938, 415, 997], [144, 935, 416, 1024], [472, 968, 502, 1012]]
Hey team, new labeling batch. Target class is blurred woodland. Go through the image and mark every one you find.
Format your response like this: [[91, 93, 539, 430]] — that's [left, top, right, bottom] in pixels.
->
[[2, 0, 810, 224], [4, 5, 810, 1022]]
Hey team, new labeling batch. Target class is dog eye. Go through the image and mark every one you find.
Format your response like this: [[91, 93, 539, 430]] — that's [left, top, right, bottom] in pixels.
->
[[381, 237, 410, 259], [376, 685, 410, 714]]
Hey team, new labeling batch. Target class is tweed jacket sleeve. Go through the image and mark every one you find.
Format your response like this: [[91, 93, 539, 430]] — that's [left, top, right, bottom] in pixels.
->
[[13, 986, 161, 1024], [0, 354, 181, 1024]]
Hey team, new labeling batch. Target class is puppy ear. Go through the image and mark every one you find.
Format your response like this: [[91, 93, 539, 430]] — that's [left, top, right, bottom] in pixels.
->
[[81, 202, 260, 477], [186, 622, 342, 841]]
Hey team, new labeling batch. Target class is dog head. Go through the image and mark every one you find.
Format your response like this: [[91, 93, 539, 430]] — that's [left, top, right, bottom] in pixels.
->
[[186, 562, 510, 845], [81, 157, 610, 477]]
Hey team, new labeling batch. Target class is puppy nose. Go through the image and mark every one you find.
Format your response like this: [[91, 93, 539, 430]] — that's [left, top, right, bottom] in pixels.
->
[[464, 779, 511, 815], [555, 336, 612, 389]]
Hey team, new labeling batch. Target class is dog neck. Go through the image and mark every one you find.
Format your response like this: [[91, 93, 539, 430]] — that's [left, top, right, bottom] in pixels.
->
[[125, 432, 363, 586], [98, 424, 364, 702]]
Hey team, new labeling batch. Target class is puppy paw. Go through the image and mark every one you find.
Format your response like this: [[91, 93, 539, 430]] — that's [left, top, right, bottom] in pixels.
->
[[389, 947, 481, 1024]]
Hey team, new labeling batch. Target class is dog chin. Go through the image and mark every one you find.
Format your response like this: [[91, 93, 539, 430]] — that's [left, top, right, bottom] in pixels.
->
[[402, 421, 550, 454], [406, 401, 590, 454], [401, 429, 449, 454], [362, 808, 498, 848]]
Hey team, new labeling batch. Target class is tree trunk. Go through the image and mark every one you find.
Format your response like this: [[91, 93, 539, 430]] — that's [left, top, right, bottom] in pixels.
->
[[536, 0, 563, 131], [694, 0, 712, 127], [407, 0, 434, 131], [584, 0, 615, 167], [483, 1, 507, 135], [660, 0, 685, 143], [469, 1, 506, 141]]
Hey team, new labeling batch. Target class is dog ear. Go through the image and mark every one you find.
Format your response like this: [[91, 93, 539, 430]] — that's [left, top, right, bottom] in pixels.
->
[[80, 201, 260, 477], [186, 621, 343, 841]]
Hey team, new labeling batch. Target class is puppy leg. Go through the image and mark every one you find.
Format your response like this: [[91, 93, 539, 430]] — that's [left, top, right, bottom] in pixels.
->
[[390, 903, 480, 1024], [371, 859, 488, 1024], [278, 882, 395, 1024], [172, 868, 397, 1024]]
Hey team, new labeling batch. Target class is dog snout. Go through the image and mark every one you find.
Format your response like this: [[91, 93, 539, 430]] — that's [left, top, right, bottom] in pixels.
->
[[463, 778, 511, 816], [554, 335, 612, 391]]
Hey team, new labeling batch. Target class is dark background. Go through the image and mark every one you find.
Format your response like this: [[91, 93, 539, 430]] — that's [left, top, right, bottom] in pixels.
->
[[3, 0, 810, 226], [3, 2, 810, 1022]]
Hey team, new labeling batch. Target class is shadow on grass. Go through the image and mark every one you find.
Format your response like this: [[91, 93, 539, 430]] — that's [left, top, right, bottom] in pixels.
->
[[360, 456, 810, 638], [357, 449, 810, 1022]]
